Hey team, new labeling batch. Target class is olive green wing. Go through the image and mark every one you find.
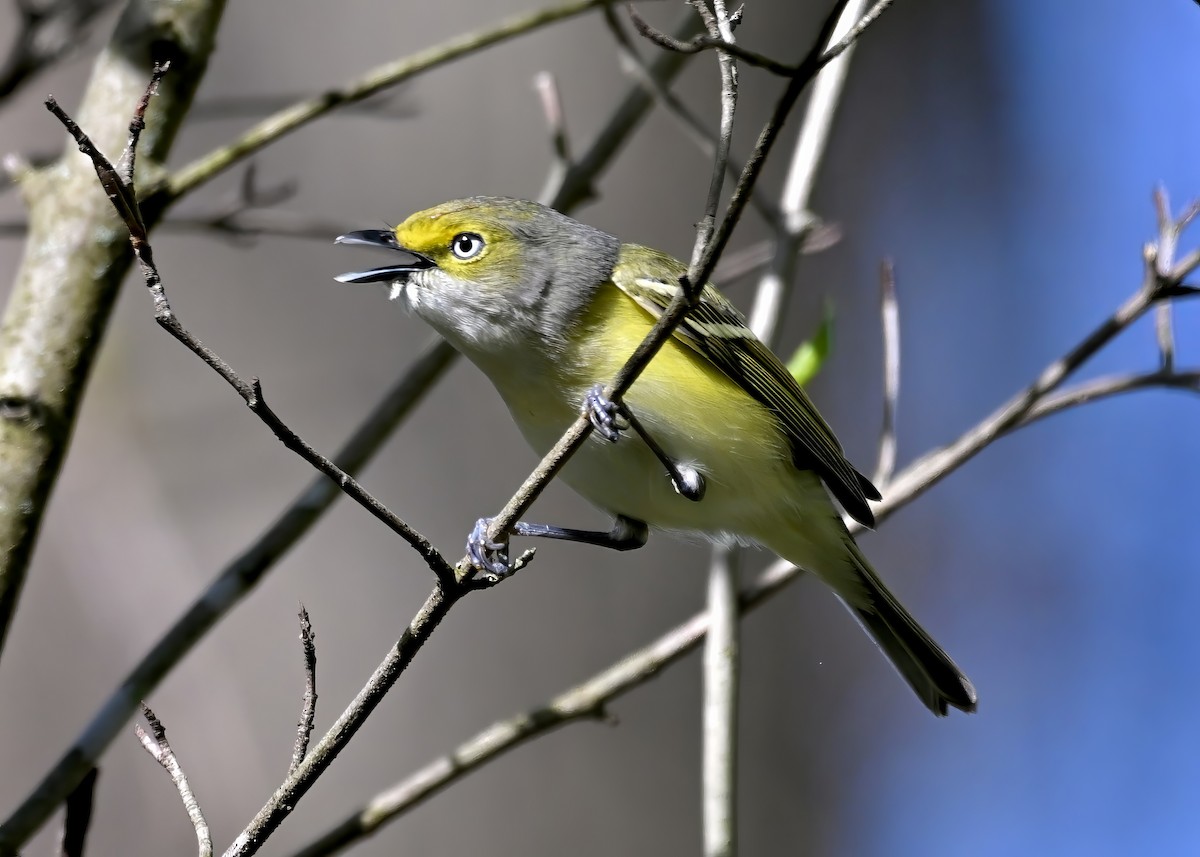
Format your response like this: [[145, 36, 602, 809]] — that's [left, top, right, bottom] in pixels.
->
[[612, 245, 880, 527]]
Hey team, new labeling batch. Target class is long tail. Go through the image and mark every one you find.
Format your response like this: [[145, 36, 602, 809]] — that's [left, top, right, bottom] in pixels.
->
[[838, 540, 976, 715], [769, 523, 977, 716]]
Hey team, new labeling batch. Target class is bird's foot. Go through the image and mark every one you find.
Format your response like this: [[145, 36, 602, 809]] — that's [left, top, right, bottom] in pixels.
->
[[467, 517, 513, 579], [582, 384, 627, 443]]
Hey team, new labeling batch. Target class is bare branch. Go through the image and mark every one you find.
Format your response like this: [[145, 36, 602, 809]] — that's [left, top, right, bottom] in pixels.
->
[[136, 705, 212, 857], [163, 0, 627, 205], [881, 265, 1199, 517], [747, 0, 869, 334], [625, 4, 793, 75], [290, 606, 318, 776], [225, 583, 460, 857], [57, 768, 98, 857], [0, 334, 457, 855], [0, 0, 227, 816], [1019, 370, 1200, 426], [601, 5, 781, 228], [688, 0, 740, 272], [2, 164, 320, 243], [543, 8, 704, 211], [46, 75, 454, 584]]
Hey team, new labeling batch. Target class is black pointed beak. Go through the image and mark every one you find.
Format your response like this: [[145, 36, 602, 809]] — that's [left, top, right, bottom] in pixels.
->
[[334, 229, 435, 284]]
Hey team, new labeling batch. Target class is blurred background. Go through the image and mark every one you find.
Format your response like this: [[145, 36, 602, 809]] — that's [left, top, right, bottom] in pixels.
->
[[1, 0, 1199, 854]]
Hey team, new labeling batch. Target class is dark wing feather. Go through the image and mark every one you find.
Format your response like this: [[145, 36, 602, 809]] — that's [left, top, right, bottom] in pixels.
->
[[612, 247, 880, 527]]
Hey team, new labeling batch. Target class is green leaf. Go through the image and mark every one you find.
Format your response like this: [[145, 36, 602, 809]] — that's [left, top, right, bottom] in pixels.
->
[[786, 301, 834, 387]]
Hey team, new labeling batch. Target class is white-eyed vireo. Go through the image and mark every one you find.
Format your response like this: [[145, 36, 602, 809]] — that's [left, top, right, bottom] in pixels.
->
[[336, 197, 976, 716]]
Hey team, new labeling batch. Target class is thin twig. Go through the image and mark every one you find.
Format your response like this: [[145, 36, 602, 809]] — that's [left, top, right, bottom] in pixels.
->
[[136, 705, 212, 857], [46, 78, 455, 585], [225, 583, 460, 857], [888, 246, 1199, 517], [0, 336, 458, 856], [2, 163, 332, 243], [625, 4, 793, 75], [601, 5, 780, 228], [1018, 370, 1200, 426], [57, 768, 98, 857], [543, 8, 704, 211], [747, 0, 870, 335], [875, 260, 900, 486], [290, 606, 318, 776], [162, 0, 632, 206], [689, 0, 739, 271]]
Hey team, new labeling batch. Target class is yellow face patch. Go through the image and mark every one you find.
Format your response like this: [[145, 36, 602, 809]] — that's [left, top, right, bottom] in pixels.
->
[[393, 199, 527, 284]]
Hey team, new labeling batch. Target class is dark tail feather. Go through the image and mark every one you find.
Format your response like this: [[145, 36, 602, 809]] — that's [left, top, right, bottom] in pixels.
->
[[844, 547, 977, 716]]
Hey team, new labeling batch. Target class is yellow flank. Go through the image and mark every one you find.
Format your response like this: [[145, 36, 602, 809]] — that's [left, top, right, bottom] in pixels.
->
[[570, 280, 791, 469]]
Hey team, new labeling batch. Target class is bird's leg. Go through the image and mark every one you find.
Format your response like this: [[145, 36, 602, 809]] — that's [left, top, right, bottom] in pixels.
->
[[468, 515, 649, 578], [512, 515, 648, 550], [582, 384, 706, 502]]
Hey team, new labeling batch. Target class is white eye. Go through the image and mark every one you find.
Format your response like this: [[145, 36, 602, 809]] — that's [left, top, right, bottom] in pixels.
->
[[450, 232, 485, 260]]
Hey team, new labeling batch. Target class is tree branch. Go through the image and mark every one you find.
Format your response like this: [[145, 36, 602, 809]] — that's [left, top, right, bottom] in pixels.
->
[[289, 606, 318, 776], [0, 0, 225, 720], [45, 75, 454, 582], [161, 0, 638, 208], [56, 767, 98, 857], [135, 705, 212, 857]]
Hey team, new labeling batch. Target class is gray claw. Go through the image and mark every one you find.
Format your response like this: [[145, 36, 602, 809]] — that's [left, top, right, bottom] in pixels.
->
[[583, 384, 626, 443], [468, 517, 513, 578]]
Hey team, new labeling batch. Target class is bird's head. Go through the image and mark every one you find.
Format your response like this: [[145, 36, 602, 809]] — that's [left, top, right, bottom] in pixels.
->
[[336, 197, 619, 352]]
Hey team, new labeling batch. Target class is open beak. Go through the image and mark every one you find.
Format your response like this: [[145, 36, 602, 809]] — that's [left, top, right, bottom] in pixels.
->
[[334, 229, 435, 284]]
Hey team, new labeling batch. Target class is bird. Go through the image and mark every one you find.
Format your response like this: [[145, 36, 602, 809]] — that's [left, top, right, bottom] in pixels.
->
[[336, 196, 976, 716]]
